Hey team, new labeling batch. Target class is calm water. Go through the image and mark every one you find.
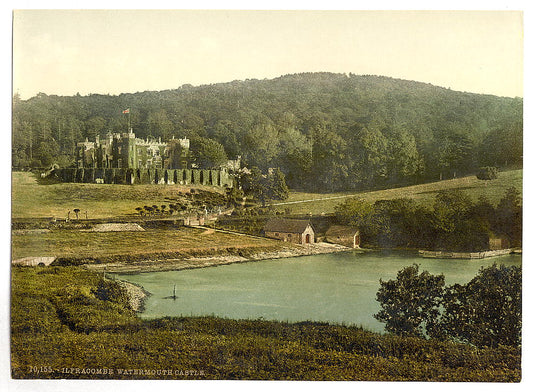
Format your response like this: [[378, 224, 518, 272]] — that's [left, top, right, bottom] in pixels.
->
[[117, 251, 522, 332]]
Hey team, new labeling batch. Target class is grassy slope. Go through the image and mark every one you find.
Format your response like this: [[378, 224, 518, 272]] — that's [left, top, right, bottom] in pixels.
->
[[11, 226, 282, 261], [11, 171, 226, 219], [11, 266, 521, 381], [13, 170, 523, 220], [276, 169, 523, 215]]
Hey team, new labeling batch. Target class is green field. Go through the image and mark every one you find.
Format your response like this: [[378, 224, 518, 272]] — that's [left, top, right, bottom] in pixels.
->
[[11, 170, 522, 261], [12, 170, 522, 219], [11, 171, 226, 219], [11, 226, 282, 261], [275, 169, 523, 215]]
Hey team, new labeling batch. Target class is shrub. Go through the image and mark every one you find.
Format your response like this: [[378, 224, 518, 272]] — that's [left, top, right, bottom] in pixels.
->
[[476, 166, 498, 180]]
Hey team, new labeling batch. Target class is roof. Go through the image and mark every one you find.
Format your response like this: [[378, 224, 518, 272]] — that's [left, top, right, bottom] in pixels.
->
[[263, 218, 313, 234], [325, 225, 359, 237]]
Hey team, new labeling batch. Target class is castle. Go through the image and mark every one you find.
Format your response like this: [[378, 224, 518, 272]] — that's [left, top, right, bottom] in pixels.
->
[[75, 129, 190, 170], [53, 130, 234, 187]]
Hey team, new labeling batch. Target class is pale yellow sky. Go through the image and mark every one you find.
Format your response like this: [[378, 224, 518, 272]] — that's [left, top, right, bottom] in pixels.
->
[[13, 10, 523, 99]]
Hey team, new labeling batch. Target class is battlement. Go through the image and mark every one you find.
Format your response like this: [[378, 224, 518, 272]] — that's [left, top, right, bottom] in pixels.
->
[[75, 130, 190, 170]]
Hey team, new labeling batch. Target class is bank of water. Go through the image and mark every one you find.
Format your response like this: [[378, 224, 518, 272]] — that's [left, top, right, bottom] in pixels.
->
[[117, 250, 522, 333]]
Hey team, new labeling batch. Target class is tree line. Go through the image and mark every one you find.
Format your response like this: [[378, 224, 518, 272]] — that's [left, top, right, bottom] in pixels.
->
[[335, 187, 522, 251], [12, 72, 522, 191]]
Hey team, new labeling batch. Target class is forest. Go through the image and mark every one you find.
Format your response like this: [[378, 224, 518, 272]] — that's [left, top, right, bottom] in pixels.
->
[[12, 72, 523, 192]]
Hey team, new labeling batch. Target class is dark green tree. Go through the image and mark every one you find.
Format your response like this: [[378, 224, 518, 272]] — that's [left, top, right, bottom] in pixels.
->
[[374, 264, 445, 337], [431, 190, 474, 249], [311, 126, 350, 191], [372, 198, 420, 248], [190, 136, 228, 169], [241, 166, 267, 205], [147, 109, 174, 141], [495, 187, 522, 247], [266, 168, 289, 202], [436, 264, 521, 348], [476, 166, 498, 181]]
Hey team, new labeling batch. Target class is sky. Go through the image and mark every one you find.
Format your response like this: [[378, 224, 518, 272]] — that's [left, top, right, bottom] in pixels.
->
[[12, 9, 524, 99]]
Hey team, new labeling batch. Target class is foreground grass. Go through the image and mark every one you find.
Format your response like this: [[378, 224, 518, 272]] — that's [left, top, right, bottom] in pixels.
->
[[11, 226, 282, 261], [11, 266, 521, 381], [277, 169, 522, 215]]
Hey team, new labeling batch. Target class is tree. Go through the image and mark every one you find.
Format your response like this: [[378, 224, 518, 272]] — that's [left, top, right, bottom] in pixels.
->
[[147, 109, 174, 140], [241, 118, 280, 170], [278, 127, 312, 188], [431, 189, 473, 234], [241, 167, 289, 206], [335, 197, 377, 243], [73, 208, 80, 220], [476, 166, 498, 181], [495, 187, 522, 247], [372, 198, 420, 248], [311, 126, 350, 191], [241, 166, 267, 205], [190, 136, 228, 169], [385, 127, 423, 184], [479, 122, 523, 167], [436, 264, 521, 348], [350, 125, 389, 187], [266, 168, 289, 202], [374, 264, 445, 337]]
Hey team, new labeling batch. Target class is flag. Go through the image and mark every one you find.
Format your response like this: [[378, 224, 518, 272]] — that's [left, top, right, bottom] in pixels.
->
[[122, 109, 130, 114]]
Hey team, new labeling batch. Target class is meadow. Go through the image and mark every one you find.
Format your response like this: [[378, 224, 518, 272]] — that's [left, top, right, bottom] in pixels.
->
[[12, 169, 522, 220], [275, 169, 523, 215], [11, 226, 281, 261], [11, 171, 224, 219]]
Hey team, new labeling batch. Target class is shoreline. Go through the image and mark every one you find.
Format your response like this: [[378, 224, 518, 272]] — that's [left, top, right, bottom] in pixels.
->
[[116, 279, 151, 312], [85, 242, 353, 274]]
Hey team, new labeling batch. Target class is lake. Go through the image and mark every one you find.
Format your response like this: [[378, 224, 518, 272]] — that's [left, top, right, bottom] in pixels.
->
[[117, 251, 522, 333]]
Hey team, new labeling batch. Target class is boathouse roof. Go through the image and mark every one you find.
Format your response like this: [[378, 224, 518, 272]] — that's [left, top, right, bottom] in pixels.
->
[[325, 225, 359, 238], [263, 218, 314, 234]]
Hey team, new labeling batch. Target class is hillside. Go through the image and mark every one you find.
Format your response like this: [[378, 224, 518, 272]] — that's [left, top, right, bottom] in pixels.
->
[[274, 168, 523, 215], [12, 72, 522, 192]]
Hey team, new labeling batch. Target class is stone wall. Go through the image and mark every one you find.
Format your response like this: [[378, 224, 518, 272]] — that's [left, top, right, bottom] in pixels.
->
[[53, 168, 234, 187]]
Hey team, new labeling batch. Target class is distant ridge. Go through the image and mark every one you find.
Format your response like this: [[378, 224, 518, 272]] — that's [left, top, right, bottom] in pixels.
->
[[13, 72, 522, 192]]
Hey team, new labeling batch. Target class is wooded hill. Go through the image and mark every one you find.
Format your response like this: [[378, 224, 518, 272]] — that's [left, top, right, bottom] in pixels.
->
[[12, 72, 522, 192]]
